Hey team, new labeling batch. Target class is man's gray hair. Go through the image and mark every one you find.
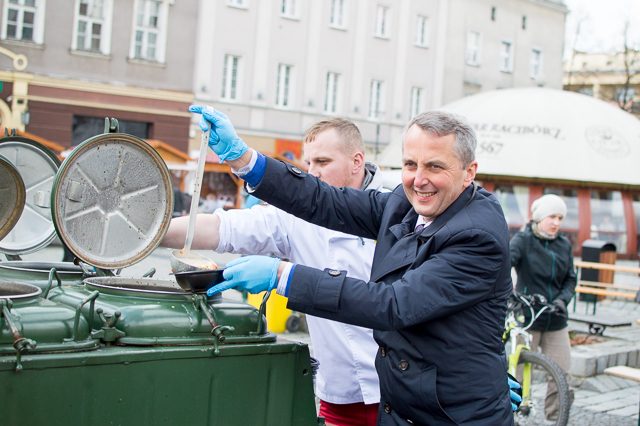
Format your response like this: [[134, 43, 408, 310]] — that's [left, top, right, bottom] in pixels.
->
[[402, 110, 477, 168]]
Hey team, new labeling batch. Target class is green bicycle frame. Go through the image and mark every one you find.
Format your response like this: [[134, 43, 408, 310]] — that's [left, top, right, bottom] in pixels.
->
[[509, 343, 532, 399]]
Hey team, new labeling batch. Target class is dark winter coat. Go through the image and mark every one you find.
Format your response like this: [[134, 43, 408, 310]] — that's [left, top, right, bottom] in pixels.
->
[[252, 157, 514, 426], [510, 223, 577, 331]]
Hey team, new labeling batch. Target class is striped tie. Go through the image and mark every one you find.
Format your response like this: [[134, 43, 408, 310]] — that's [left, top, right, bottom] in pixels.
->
[[415, 224, 425, 233]]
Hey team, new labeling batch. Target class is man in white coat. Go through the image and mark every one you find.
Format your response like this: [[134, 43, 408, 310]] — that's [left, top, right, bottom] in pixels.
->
[[161, 117, 384, 426]]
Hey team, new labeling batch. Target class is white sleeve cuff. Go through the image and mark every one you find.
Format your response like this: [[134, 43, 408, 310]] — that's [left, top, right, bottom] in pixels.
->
[[276, 262, 293, 297], [231, 149, 258, 176]]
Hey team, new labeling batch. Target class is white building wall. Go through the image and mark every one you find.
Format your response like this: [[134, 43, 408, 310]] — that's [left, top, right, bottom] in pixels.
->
[[441, 0, 567, 106]]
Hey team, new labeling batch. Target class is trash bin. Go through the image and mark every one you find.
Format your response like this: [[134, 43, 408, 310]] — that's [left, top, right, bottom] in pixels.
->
[[580, 239, 617, 301], [581, 239, 617, 283]]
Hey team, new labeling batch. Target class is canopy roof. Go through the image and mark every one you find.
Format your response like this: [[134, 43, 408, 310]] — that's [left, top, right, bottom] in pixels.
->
[[377, 88, 640, 186]]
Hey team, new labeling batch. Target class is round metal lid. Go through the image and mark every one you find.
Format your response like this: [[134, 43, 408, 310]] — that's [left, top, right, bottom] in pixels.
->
[[0, 153, 26, 241], [52, 133, 173, 269], [0, 137, 60, 254]]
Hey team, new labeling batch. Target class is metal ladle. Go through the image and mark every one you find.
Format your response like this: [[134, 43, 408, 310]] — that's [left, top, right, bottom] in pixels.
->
[[170, 130, 217, 274]]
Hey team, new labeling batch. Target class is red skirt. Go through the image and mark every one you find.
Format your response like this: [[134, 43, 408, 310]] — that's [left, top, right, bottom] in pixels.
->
[[318, 400, 379, 426]]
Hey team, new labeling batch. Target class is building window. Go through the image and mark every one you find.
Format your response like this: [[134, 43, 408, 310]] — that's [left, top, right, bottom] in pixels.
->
[[369, 80, 383, 119], [409, 87, 422, 118], [2, 0, 45, 43], [590, 190, 627, 254], [330, 0, 346, 29], [530, 48, 543, 79], [276, 64, 292, 108], [522, 16, 526, 30], [129, 0, 171, 63], [281, 0, 297, 19], [221, 55, 239, 101], [491, 7, 496, 21], [466, 31, 481, 66], [325, 72, 339, 114], [227, 0, 247, 8], [499, 40, 514, 73], [493, 184, 530, 239], [577, 87, 594, 96], [72, 116, 150, 146], [72, 0, 113, 54], [414, 15, 428, 47], [374, 5, 389, 38]]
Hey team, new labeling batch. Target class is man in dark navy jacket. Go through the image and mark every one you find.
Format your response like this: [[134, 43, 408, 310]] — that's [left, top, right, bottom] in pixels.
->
[[193, 106, 514, 425]]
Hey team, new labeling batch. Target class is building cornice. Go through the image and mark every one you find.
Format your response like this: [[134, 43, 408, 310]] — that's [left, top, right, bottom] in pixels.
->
[[0, 70, 194, 104], [521, 0, 568, 14]]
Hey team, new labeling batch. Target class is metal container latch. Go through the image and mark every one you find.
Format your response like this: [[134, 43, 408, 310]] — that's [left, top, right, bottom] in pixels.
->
[[193, 295, 234, 355], [1, 299, 37, 372], [91, 308, 125, 345]]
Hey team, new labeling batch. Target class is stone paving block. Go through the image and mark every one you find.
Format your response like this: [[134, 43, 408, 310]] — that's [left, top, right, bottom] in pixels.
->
[[598, 374, 622, 391], [628, 350, 638, 368], [578, 388, 632, 404], [572, 353, 596, 377], [609, 353, 619, 368], [611, 300, 627, 310], [585, 398, 637, 412], [605, 405, 639, 417], [609, 375, 632, 389], [580, 377, 610, 394], [596, 355, 610, 374], [617, 352, 629, 366]]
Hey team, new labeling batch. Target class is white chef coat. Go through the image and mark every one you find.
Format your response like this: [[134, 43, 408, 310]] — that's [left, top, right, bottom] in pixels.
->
[[215, 163, 386, 405]]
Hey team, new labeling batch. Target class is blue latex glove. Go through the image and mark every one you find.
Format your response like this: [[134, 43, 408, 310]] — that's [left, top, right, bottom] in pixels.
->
[[189, 105, 248, 162], [207, 256, 281, 296], [508, 375, 522, 411]]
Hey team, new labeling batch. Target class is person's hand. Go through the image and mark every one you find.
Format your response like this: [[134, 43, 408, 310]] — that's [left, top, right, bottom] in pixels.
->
[[189, 105, 248, 162], [552, 299, 567, 316], [508, 374, 522, 411], [207, 256, 281, 296]]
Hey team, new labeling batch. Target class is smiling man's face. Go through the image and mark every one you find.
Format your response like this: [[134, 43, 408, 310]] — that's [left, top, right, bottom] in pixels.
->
[[401, 125, 477, 222]]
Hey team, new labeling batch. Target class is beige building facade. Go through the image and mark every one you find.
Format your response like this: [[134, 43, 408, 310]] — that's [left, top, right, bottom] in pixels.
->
[[564, 50, 640, 119]]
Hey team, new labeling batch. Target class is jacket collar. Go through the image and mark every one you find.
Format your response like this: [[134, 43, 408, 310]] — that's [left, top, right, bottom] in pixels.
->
[[363, 162, 385, 192], [389, 183, 477, 240]]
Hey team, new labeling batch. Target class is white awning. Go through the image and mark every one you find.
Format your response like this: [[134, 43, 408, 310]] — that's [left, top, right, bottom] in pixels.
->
[[377, 88, 640, 186]]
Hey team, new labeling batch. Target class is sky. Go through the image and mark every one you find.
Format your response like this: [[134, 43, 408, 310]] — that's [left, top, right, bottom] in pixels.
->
[[564, 0, 640, 59]]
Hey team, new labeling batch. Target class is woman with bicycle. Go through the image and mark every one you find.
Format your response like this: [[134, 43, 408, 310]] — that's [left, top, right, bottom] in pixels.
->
[[510, 194, 576, 424]]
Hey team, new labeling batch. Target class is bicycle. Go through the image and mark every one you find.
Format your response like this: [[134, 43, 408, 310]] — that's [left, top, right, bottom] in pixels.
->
[[504, 290, 572, 426]]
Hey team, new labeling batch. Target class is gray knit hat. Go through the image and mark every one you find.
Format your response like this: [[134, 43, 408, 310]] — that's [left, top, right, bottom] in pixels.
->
[[531, 194, 567, 222]]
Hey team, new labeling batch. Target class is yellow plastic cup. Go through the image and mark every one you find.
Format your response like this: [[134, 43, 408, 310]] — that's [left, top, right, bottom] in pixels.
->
[[247, 290, 291, 334]]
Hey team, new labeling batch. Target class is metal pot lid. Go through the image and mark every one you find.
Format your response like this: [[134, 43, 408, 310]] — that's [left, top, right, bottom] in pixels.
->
[[0, 137, 60, 254], [0, 153, 25, 241], [52, 133, 173, 269]]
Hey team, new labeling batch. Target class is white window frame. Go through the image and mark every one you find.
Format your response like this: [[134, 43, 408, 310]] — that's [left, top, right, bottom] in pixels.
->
[[281, 0, 298, 19], [374, 5, 390, 39], [414, 15, 428, 47], [529, 47, 543, 79], [324, 72, 340, 114], [410, 87, 423, 119], [227, 0, 248, 9], [1, 0, 46, 44], [129, 0, 171, 63], [369, 80, 383, 120], [221, 54, 240, 101], [275, 64, 293, 108], [330, 0, 347, 29], [499, 39, 514, 73], [71, 0, 114, 55], [466, 30, 481, 66]]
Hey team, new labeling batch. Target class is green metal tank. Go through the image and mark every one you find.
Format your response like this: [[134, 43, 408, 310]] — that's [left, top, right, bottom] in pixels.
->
[[0, 120, 322, 426]]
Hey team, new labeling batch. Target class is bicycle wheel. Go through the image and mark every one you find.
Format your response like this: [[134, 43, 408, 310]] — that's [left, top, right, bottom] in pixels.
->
[[514, 351, 571, 426]]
